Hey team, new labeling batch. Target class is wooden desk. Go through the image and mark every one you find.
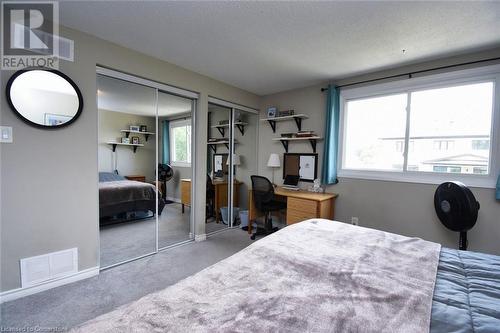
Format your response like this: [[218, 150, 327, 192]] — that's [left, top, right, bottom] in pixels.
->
[[181, 179, 241, 222], [248, 187, 338, 233], [125, 175, 146, 182]]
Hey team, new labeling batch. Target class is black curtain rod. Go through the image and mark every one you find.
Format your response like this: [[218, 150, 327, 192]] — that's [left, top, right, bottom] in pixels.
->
[[320, 56, 500, 91]]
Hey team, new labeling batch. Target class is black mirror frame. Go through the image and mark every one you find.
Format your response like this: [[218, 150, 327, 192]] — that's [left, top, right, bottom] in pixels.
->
[[5, 67, 84, 129]]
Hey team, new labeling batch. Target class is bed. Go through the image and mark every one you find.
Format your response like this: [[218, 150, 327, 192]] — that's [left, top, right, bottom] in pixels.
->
[[99, 172, 165, 224], [73, 219, 500, 332]]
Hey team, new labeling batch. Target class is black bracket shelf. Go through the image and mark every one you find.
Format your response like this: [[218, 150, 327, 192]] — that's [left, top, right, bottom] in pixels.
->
[[262, 114, 307, 133], [267, 120, 277, 133], [213, 123, 245, 137], [216, 127, 225, 137], [276, 137, 320, 153], [124, 131, 151, 142], [109, 143, 140, 153], [236, 124, 245, 135], [309, 138, 317, 153], [279, 140, 288, 152]]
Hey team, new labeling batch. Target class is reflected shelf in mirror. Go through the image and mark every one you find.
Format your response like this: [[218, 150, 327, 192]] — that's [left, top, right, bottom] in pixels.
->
[[120, 130, 155, 142], [210, 122, 248, 136], [107, 141, 144, 153]]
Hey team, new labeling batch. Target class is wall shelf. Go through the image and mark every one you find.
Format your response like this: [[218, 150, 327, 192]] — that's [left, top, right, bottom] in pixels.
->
[[120, 130, 155, 142], [211, 122, 247, 136], [272, 136, 322, 153], [260, 114, 308, 133], [207, 139, 238, 153], [107, 141, 144, 153]]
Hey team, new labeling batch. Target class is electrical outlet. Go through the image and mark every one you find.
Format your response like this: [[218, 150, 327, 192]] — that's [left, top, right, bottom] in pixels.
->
[[351, 217, 359, 226]]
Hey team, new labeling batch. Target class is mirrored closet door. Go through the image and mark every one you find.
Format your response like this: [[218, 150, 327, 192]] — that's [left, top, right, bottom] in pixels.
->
[[206, 103, 232, 234], [157, 91, 195, 248], [97, 74, 157, 268], [230, 108, 258, 229], [97, 69, 197, 269], [207, 100, 259, 234]]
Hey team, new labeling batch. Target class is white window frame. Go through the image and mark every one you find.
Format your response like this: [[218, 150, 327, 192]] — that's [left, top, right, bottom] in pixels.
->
[[338, 64, 500, 188], [169, 119, 192, 167]]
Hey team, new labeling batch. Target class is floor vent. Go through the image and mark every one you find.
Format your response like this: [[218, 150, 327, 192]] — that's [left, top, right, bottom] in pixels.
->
[[20, 248, 78, 288]]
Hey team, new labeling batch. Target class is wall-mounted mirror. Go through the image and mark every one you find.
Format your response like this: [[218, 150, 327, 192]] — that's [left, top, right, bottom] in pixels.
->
[[6, 68, 83, 128]]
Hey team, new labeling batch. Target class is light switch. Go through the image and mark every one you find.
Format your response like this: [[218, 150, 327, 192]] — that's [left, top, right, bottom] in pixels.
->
[[0, 126, 13, 143]]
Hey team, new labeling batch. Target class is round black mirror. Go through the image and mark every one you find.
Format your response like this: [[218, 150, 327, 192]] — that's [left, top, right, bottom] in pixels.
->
[[6, 68, 83, 129]]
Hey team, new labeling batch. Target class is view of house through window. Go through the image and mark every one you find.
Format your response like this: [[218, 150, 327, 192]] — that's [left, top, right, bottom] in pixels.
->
[[343, 81, 494, 176], [170, 119, 192, 166]]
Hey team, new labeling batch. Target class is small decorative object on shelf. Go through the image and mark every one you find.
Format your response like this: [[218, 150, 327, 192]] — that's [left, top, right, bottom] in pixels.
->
[[267, 106, 277, 118], [130, 125, 140, 132], [278, 109, 294, 117], [121, 137, 130, 144], [281, 133, 295, 138], [131, 136, 140, 145], [219, 120, 229, 125], [140, 125, 147, 132]]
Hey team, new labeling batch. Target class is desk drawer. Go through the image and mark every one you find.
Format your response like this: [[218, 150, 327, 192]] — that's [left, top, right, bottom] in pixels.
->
[[286, 197, 317, 224], [181, 181, 191, 205]]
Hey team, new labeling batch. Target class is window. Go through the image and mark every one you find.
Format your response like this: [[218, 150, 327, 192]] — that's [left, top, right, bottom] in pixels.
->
[[395, 141, 404, 153], [169, 119, 191, 167], [343, 93, 407, 171], [340, 66, 499, 187], [472, 139, 489, 150], [433, 140, 454, 151], [473, 167, 488, 174]]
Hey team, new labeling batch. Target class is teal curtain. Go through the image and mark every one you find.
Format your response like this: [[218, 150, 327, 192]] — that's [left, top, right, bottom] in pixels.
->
[[321, 85, 340, 185], [162, 120, 170, 164]]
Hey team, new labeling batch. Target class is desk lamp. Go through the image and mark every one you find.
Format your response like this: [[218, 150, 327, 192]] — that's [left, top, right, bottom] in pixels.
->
[[267, 153, 280, 186]]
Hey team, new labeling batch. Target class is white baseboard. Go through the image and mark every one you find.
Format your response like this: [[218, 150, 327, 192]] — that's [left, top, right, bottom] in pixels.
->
[[0, 266, 99, 304], [195, 234, 206, 242]]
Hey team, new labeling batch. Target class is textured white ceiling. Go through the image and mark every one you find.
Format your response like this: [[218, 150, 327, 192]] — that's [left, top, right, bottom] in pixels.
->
[[61, 1, 500, 95]]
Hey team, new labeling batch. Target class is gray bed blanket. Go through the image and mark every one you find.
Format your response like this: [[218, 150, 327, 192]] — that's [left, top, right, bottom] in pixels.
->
[[73, 219, 441, 333], [99, 180, 160, 217]]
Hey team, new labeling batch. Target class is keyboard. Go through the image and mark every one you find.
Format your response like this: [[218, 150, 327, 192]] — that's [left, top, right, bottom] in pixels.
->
[[282, 186, 300, 191]]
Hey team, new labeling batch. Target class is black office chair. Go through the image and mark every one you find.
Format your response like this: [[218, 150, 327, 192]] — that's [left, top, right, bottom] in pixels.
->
[[206, 174, 215, 221], [250, 175, 286, 240]]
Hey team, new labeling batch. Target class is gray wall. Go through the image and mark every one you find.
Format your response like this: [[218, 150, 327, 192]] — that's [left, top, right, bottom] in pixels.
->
[[99, 110, 156, 181], [0, 26, 260, 292], [260, 47, 500, 256]]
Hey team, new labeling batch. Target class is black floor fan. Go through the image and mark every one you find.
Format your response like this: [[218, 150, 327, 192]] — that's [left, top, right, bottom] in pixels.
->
[[158, 163, 174, 204], [434, 181, 480, 250]]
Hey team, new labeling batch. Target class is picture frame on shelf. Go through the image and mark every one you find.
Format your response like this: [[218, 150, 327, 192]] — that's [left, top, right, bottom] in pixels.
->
[[267, 107, 277, 118], [130, 125, 140, 132], [131, 136, 140, 145], [140, 125, 147, 132]]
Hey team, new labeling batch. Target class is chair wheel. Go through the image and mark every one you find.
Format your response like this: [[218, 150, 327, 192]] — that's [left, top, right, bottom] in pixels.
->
[[250, 234, 256, 240]]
